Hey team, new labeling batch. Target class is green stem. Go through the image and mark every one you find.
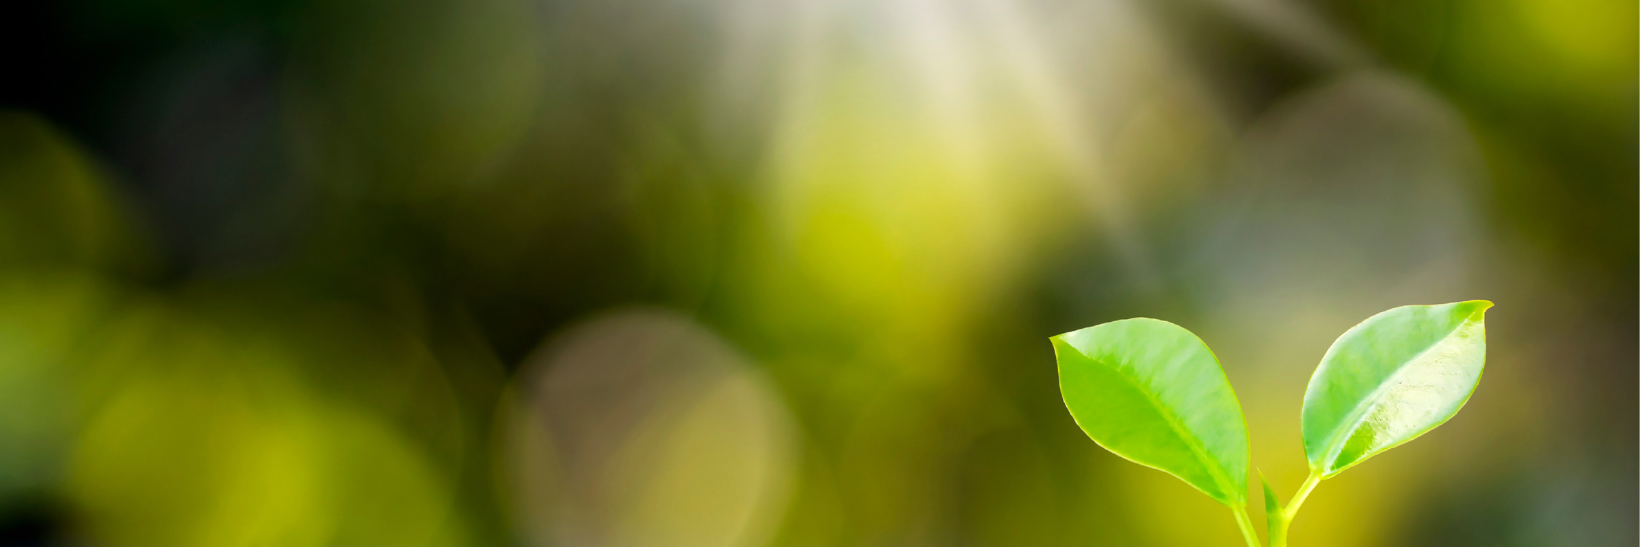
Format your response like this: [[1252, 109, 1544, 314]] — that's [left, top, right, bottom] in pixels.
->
[[1269, 472, 1322, 547], [1283, 472, 1322, 521], [1269, 510, 1290, 547], [1231, 504, 1262, 547]]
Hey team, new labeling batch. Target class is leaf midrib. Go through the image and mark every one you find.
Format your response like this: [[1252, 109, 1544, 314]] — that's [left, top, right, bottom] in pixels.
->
[[1090, 352, 1238, 502], [1314, 315, 1472, 472]]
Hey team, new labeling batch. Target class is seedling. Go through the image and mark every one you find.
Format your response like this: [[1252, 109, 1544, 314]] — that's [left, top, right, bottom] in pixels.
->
[[1051, 301, 1491, 546]]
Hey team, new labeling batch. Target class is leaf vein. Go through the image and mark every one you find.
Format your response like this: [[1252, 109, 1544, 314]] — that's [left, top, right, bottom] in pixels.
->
[[1092, 354, 1238, 502], [1316, 316, 1474, 472]]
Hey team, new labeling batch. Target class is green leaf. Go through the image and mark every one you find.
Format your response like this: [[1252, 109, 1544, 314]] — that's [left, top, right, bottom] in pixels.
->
[[1301, 301, 1491, 477], [1052, 318, 1249, 505], [1261, 471, 1281, 540]]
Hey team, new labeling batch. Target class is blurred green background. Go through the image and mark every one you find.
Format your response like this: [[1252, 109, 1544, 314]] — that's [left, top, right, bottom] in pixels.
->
[[0, 0, 1633, 545]]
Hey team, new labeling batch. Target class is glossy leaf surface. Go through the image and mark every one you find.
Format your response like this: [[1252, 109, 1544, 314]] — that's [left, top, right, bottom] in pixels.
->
[[1052, 318, 1248, 505], [1301, 301, 1491, 477]]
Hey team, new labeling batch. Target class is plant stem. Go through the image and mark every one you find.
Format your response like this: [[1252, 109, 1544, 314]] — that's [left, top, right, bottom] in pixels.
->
[[1231, 504, 1262, 547], [1269, 472, 1322, 547], [1282, 472, 1322, 521]]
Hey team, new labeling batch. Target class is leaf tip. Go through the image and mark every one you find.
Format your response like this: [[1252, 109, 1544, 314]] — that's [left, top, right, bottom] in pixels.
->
[[1458, 300, 1493, 321]]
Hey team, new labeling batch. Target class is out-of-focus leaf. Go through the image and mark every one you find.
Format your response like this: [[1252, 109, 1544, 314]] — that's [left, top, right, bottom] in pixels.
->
[[1051, 318, 1249, 505], [0, 111, 149, 272], [1301, 301, 1491, 477], [0, 271, 121, 496], [64, 311, 466, 547]]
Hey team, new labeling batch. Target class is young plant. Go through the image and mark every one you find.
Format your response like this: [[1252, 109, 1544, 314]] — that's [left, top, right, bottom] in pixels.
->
[[1051, 301, 1491, 546]]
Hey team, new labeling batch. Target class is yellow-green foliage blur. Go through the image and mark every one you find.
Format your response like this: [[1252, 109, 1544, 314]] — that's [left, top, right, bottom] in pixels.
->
[[0, 0, 1633, 545]]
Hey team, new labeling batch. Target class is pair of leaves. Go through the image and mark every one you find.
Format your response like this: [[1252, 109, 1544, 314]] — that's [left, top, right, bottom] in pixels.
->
[[1051, 301, 1490, 506]]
